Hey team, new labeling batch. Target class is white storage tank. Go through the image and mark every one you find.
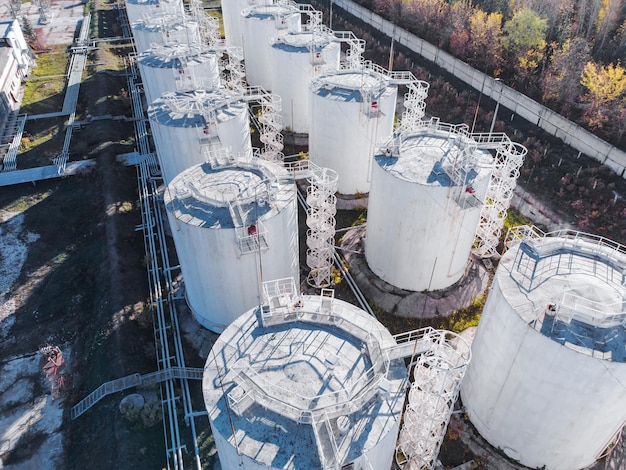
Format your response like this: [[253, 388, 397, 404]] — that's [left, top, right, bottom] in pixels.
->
[[309, 69, 398, 195], [269, 30, 340, 134], [164, 161, 300, 332], [222, 0, 273, 48], [148, 89, 252, 184], [124, 0, 183, 29], [364, 124, 494, 291], [202, 278, 408, 468], [241, 4, 301, 90], [131, 14, 200, 55], [137, 44, 220, 106], [461, 228, 626, 470]]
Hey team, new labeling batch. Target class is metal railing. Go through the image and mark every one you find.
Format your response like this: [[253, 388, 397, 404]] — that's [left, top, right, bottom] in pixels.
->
[[70, 367, 203, 420], [508, 226, 626, 291]]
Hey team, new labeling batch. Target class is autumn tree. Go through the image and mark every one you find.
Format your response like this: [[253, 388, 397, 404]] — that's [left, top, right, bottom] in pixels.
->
[[574, 0, 603, 39], [501, 8, 548, 86], [519, 0, 577, 45], [372, 0, 404, 22], [580, 61, 626, 142], [603, 19, 626, 62], [541, 38, 591, 114], [467, 10, 504, 74], [447, 0, 472, 57], [593, 0, 624, 55], [404, 0, 450, 46]]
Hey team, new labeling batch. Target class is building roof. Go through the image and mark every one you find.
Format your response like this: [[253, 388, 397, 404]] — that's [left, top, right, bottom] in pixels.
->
[[0, 19, 16, 39]]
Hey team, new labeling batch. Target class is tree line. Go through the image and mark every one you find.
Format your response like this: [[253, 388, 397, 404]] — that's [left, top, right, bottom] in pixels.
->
[[354, 0, 626, 150]]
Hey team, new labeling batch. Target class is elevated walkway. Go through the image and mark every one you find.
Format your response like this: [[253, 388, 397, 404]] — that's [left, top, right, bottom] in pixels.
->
[[0, 160, 96, 187], [70, 367, 204, 420]]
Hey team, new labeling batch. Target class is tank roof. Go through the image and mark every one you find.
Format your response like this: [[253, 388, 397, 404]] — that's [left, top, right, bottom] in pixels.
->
[[500, 229, 626, 362], [271, 30, 337, 52], [242, 3, 300, 19], [374, 128, 493, 187], [126, 0, 159, 6], [311, 69, 394, 102], [137, 44, 215, 69], [164, 158, 294, 229], [132, 13, 191, 31], [202, 283, 407, 468], [138, 44, 213, 68], [148, 89, 245, 128]]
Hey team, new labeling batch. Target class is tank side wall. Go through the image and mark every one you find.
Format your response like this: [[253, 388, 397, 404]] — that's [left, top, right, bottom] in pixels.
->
[[137, 63, 177, 106], [358, 419, 400, 470], [309, 85, 396, 195], [216, 106, 253, 159], [365, 162, 479, 290], [242, 13, 300, 90], [261, 196, 300, 287], [165, 205, 263, 332], [270, 42, 340, 134], [151, 121, 202, 185], [461, 277, 626, 470]]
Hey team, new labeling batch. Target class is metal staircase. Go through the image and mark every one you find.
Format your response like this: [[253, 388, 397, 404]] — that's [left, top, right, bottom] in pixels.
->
[[0, 113, 26, 172], [70, 367, 204, 420]]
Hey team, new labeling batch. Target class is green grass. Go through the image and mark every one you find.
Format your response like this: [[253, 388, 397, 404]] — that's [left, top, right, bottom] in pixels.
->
[[3, 191, 52, 212], [18, 117, 67, 168], [503, 207, 533, 232], [207, 9, 225, 38], [21, 47, 70, 114]]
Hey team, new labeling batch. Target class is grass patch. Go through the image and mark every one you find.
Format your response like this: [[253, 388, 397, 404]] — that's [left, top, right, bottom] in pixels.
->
[[207, 9, 225, 38], [3, 191, 52, 212], [503, 207, 533, 232], [70, 120, 135, 158], [197, 428, 217, 468], [18, 118, 67, 168], [21, 47, 69, 114], [373, 293, 487, 335], [30, 46, 69, 78]]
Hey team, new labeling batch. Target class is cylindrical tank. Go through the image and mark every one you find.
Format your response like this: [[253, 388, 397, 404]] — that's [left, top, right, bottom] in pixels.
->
[[124, 0, 183, 29], [202, 284, 407, 468], [131, 14, 200, 55], [269, 31, 340, 134], [241, 4, 301, 90], [137, 44, 220, 105], [221, 0, 273, 48], [309, 69, 398, 194], [164, 161, 300, 332], [148, 89, 252, 184], [364, 125, 494, 291], [461, 229, 626, 470]]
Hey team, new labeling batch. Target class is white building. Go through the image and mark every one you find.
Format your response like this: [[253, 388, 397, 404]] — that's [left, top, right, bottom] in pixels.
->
[[0, 19, 34, 135]]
